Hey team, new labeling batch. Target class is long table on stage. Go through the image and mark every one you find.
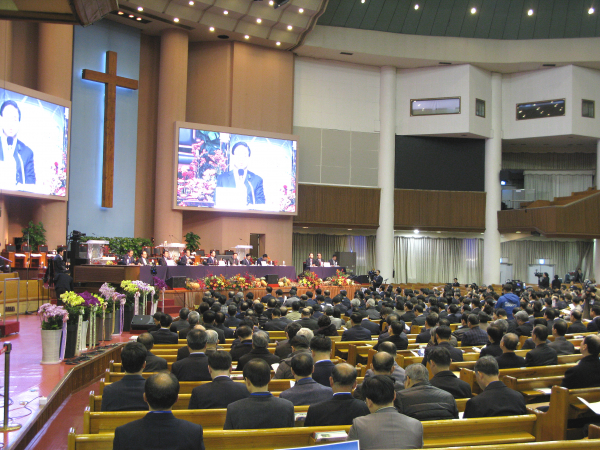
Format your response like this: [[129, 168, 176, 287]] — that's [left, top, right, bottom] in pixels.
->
[[138, 265, 297, 284], [307, 267, 345, 279]]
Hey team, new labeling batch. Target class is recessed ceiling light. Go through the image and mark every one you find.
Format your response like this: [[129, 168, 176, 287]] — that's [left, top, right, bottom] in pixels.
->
[[414, 4, 419, 10], [118, 11, 124, 15], [224, 10, 228, 15], [136, 17, 142, 21], [516, 231, 522, 234], [174, 17, 179, 22], [189, 0, 195, 5], [256, 18, 262, 23], [471, 7, 477, 14], [287, 25, 293, 30], [302, 227, 308, 229], [299, 8, 304, 13], [414, 229, 420, 234], [209, 26, 215, 32], [269, 0, 274, 5], [361, 0, 366, 3], [589, 7, 595, 14], [348, 229, 353, 231], [129, 14, 134, 18], [527, 9, 534, 16], [137, 6, 143, 12], [276, 41, 281, 46], [244, 35, 250, 39]]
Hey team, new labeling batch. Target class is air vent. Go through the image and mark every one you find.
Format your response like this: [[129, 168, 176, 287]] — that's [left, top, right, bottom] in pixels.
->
[[543, 64, 556, 67], [340, 52, 353, 55], [217, 35, 230, 39], [439, 62, 452, 65]]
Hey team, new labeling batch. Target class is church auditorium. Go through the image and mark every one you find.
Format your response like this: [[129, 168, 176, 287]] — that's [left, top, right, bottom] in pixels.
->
[[0, 1, 600, 449]]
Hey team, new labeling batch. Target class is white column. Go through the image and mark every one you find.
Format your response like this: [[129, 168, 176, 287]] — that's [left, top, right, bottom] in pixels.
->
[[483, 72, 502, 285], [376, 66, 396, 282], [595, 140, 600, 283]]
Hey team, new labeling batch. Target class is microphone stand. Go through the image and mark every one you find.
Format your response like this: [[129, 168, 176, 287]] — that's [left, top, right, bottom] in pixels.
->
[[24, 237, 32, 315]]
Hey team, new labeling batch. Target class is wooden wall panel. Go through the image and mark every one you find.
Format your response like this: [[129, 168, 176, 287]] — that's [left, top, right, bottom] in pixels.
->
[[293, 184, 381, 228], [394, 189, 486, 231]]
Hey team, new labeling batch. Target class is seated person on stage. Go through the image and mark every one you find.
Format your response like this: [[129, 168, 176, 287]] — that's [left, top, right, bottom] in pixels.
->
[[365, 342, 406, 384], [495, 333, 526, 369], [101, 342, 149, 411], [256, 253, 269, 265], [236, 331, 280, 371], [329, 254, 339, 267], [342, 313, 372, 341], [120, 249, 136, 266], [151, 313, 179, 344], [280, 353, 333, 406], [137, 250, 150, 266], [428, 347, 472, 399], [205, 250, 217, 265], [137, 332, 168, 372], [315, 253, 324, 266], [310, 336, 335, 387], [159, 250, 172, 266], [355, 352, 404, 410], [561, 335, 600, 389], [224, 359, 295, 429], [304, 363, 370, 426], [170, 308, 190, 333], [525, 325, 558, 367], [240, 253, 252, 265], [305, 252, 316, 267], [548, 319, 575, 355], [275, 333, 313, 379], [463, 356, 527, 418], [479, 325, 504, 357], [421, 326, 463, 366], [178, 249, 192, 266], [347, 375, 423, 450], [112, 372, 204, 450], [188, 351, 250, 409], [396, 363, 458, 421], [231, 252, 240, 265], [171, 329, 211, 382], [374, 320, 408, 351]]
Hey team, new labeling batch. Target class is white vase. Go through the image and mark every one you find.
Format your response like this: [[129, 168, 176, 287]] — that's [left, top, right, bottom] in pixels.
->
[[40, 329, 62, 364], [79, 321, 89, 353]]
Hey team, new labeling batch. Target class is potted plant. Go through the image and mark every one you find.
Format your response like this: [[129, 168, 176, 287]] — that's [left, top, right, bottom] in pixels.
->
[[38, 303, 68, 364], [60, 291, 85, 359], [184, 231, 201, 253], [81, 292, 104, 347], [21, 221, 47, 250]]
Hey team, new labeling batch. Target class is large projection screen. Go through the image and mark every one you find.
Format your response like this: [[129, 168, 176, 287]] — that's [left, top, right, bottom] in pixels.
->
[[174, 122, 297, 216], [0, 80, 70, 200]]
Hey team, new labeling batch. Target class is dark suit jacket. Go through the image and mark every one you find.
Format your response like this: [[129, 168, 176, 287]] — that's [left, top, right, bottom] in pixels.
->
[[374, 333, 409, 351], [240, 258, 251, 266], [137, 257, 150, 266], [422, 342, 464, 366], [495, 352, 526, 369], [113, 411, 204, 450], [295, 317, 319, 330], [461, 326, 489, 346], [151, 328, 179, 344], [525, 343, 558, 366], [587, 318, 600, 332], [561, 355, 600, 389], [178, 254, 191, 265], [515, 322, 533, 337], [100, 374, 148, 411], [216, 170, 265, 204], [205, 256, 217, 265], [279, 377, 333, 406], [313, 360, 335, 387], [480, 342, 503, 358], [224, 315, 242, 328], [396, 382, 458, 421], [548, 336, 575, 355], [567, 321, 587, 333], [416, 329, 432, 344], [305, 258, 315, 267], [275, 340, 293, 359], [463, 381, 527, 418], [158, 257, 171, 266], [264, 318, 288, 331], [121, 255, 135, 265], [188, 376, 250, 409], [171, 320, 190, 333], [171, 353, 211, 381], [224, 394, 295, 429], [236, 347, 280, 371], [360, 319, 380, 336], [204, 324, 226, 344], [329, 259, 339, 266], [304, 393, 370, 426], [145, 351, 168, 372], [230, 340, 253, 361], [341, 325, 372, 341], [429, 371, 472, 399], [0, 138, 35, 184]]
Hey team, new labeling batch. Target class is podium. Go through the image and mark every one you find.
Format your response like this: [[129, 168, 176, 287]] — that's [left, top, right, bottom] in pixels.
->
[[85, 240, 111, 265], [156, 243, 186, 260], [234, 245, 253, 255], [1, 246, 16, 268]]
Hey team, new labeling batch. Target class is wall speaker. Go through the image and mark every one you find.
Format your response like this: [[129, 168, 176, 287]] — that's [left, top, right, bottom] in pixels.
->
[[265, 274, 279, 285], [167, 276, 186, 289], [131, 315, 155, 330]]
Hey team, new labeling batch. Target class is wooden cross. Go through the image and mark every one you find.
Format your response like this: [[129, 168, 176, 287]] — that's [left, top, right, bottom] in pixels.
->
[[82, 51, 138, 208]]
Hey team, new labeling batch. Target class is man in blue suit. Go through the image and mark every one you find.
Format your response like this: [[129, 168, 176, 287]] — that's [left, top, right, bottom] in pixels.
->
[[279, 353, 333, 406], [216, 142, 265, 205], [0, 100, 36, 186]]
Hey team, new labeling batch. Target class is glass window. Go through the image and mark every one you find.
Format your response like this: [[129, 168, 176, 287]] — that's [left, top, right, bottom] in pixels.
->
[[582, 99, 595, 118], [516, 99, 565, 120], [411, 97, 461, 116], [475, 99, 485, 118]]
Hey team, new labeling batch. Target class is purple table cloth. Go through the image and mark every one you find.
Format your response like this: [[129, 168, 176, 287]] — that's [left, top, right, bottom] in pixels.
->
[[139, 265, 297, 284]]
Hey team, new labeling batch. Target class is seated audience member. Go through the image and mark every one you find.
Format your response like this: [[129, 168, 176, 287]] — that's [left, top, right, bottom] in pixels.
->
[[561, 335, 600, 389], [225, 304, 242, 328], [170, 308, 190, 332], [544, 308, 557, 332], [188, 351, 250, 409], [101, 342, 149, 411], [548, 319, 575, 355], [171, 329, 211, 381], [236, 331, 280, 371], [304, 363, 370, 426], [137, 332, 168, 372], [421, 326, 463, 366], [479, 325, 503, 358], [354, 352, 404, 410], [375, 320, 408, 351], [279, 353, 333, 406], [151, 314, 178, 344], [416, 313, 439, 344], [230, 325, 253, 362], [495, 333, 526, 369], [215, 312, 234, 339], [365, 299, 381, 320], [179, 311, 201, 339], [514, 311, 533, 337], [263, 307, 288, 331], [204, 330, 221, 355], [310, 336, 335, 387], [314, 315, 338, 336], [587, 305, 600, 332], [360, 313, 381, 336], [342, 313, 372, 341], [202, 310, 226, 344], [461, 314, 489, 347], [275, 322, 302, 358], [519, 318, 549, 350], [452, 315, 470, 342], [525, 325, 558, 367], [275, 335, 312, 379], [286, 301, 302, 321], [567, 310, 587, 333], [224, 359, 295, 429], [177, 325, 206, 361], [296, 308, 319, 330], [428, 347, 472, 399], [112, 372, 204, 450], [347, 375, 424, 450], [365, 341, 406, 383], [463, 356, 527, 418], [396, 364, 458, 421]]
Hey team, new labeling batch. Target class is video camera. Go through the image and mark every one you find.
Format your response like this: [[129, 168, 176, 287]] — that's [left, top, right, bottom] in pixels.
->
[[367, 270, 376, 282], [533, 271, 543, 278]]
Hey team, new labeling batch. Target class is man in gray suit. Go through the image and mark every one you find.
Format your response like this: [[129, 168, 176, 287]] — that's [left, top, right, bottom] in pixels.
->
[[279, 353, 333, 406], [347, 375, 423, 450], [548, 320, 575, 355]]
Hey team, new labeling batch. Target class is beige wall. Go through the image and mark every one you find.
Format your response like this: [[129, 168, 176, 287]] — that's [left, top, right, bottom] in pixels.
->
[[10, 21, 38, 89]]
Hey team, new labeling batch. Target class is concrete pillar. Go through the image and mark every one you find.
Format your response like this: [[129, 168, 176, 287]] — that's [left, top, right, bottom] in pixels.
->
[[35, 23, 73, 249], [375, 66, 396, 282], [483, 72, 502, 285], [593, 239, 600, 284], [154, 29, 188, 243], [0, 21, 12, 249]]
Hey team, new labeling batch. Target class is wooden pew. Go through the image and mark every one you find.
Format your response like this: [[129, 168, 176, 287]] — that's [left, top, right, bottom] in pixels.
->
[[503, 376, 565, 400], [68, 413, 543, 450], [424, 436, 600, 450]]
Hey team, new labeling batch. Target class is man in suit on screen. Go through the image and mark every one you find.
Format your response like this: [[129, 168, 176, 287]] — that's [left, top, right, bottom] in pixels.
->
[[0, 100, 36, 186], [216, 142, 265, 205]]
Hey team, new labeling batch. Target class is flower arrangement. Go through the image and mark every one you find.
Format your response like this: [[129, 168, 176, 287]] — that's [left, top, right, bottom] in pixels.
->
[[120, 280, 155, 306], [38, 303, 68, 330], [278, 277, 292, 287], [204, 274, 228, 291], [327, 270, 355, 286], [229, 274, 251, 291], [298, 271, 322, 288], [186, 278, 206, 290], [99, 283, 116, 310], [80, 291, 105, 318], [60, 291, 85, 324]]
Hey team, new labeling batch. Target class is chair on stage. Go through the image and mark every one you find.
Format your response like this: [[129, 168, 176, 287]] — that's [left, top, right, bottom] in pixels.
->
[[1, 244, 16, 268], [15, 244, 30, 268], [224, 250, 234, 255]]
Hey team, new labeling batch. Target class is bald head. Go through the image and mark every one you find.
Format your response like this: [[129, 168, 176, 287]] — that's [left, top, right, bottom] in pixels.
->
[[331, 363, 357, 388], [144, 372, 179, 411]]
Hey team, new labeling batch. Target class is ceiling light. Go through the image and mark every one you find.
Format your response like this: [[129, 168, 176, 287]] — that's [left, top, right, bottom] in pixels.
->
[[589, 7, 595, 14], [471, 7, 477, 14], [223, 10, 228, 15], [276, 41, 281, 46], [414, 229, 420, 234], [299, 8, 304, 13], [516, 231, 522, 234], [174, 17, 179, 22], [257, 18, 262, 23], [209, 27, 215, 32], [137, 6, 143, 12], [269, 0, 274, 5], [273, 0, 290, 9], [303, 227, 308, 229], [287, 25, 293, 30], [244, 35, 249, 39], [528, 9, 534, 16], [189, 1, 195, 5], [129, 14, 134, 18], [414, 4, 419, 10], [136, 17, 142, 21], [118, 11, 124, 15], [348, 229, 353, 231], [361, 0, 366, 3]]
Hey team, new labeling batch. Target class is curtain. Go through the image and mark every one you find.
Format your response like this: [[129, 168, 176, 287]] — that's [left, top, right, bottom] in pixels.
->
[[292, 233, 376, 275], [523, 172, 594, 201], [500, 240, 594, 282], [393, 237, 484, 285], [503, 152, 596, 170]]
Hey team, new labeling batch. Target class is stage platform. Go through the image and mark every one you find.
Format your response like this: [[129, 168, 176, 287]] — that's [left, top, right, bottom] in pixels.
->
[[0, 315, 132, 450]]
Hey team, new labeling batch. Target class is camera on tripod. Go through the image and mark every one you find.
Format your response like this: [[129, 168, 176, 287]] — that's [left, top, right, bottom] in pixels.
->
[[533, 270, 543, 278]]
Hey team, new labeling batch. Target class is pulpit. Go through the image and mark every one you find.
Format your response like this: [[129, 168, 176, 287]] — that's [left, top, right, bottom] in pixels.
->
[[85, 240, 114, 265], [0, 245, 16, 268]]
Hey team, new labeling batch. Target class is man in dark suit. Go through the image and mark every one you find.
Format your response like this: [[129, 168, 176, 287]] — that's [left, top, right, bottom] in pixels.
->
[[101, 342, 149, 411], [231, 252, 240, 265], [295, 308, 319, 330], [315, 253, 324, 267], [120, 249, 136, 266], [310, 336, 335, 387], [329, 255, 339, 267], [240, 253, 251, 265], [151, 314, 179, 344], [360, 315, 381, 336], [461, 314, 489, 347], [548, 319, 575, 355], [514, 310, 534, 337], [137, 333, 168, 373], [230, 325, 253, 361], [428, 347, 472, 399], [178, 311, 200, 340], [567, 310, 587, 333], [224, 305, 242, 328], [188, 351, 250, 409], [158, 250, 172, 266], [279, 353, 333, 406], [374, 321, 408, 351], [216, 141, 265, 205], [421, 326, 464, 365], [416, 313, 438, 344], [463, 356, 527, 418], [304, 363, 370, 426], [561, 335, 600, 389], [236, 331, 280, 371], [263, 308, 288, 331], [224, 359, 295, 429], [305, 252, 315, 268], [178, 249, 192, 265], [400, 302, 416, 323], [171, 329, 211, 381], [170, 308, 190, 333], [495, 333, 527, 369], [372, 270, 383, 289], [0, 100, 36, 185], [205, 250, 217, 265], [274, 322, 302, 359], [136, 250, 150, 266], [256, 253, 269, 265], [202, 310, 226, 344], [341, 313, 372, 341], [526, 325, 558, 366], [112, 372, 204, 450]]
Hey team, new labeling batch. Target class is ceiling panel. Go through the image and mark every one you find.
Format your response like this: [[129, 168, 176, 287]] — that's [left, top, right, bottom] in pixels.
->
[[564, 0, 584, 38], [360, 0, 387, 30], [387, 0, 412, 34], [473, 0, 497, 38], [579, 4, 598, 37], [373, 0, 401, 32], [502, 0, 525, 40], [445, 0, 469, 37], [517, 0, 539, 39], [548, 0, 569, 38], [400, 0, 424, 35], [532, 0, 554, 39], [459, 0, 484, 38], [416, 0, 441, 36], [328, 0, 354, 27], [430, 0, 454, 36]]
